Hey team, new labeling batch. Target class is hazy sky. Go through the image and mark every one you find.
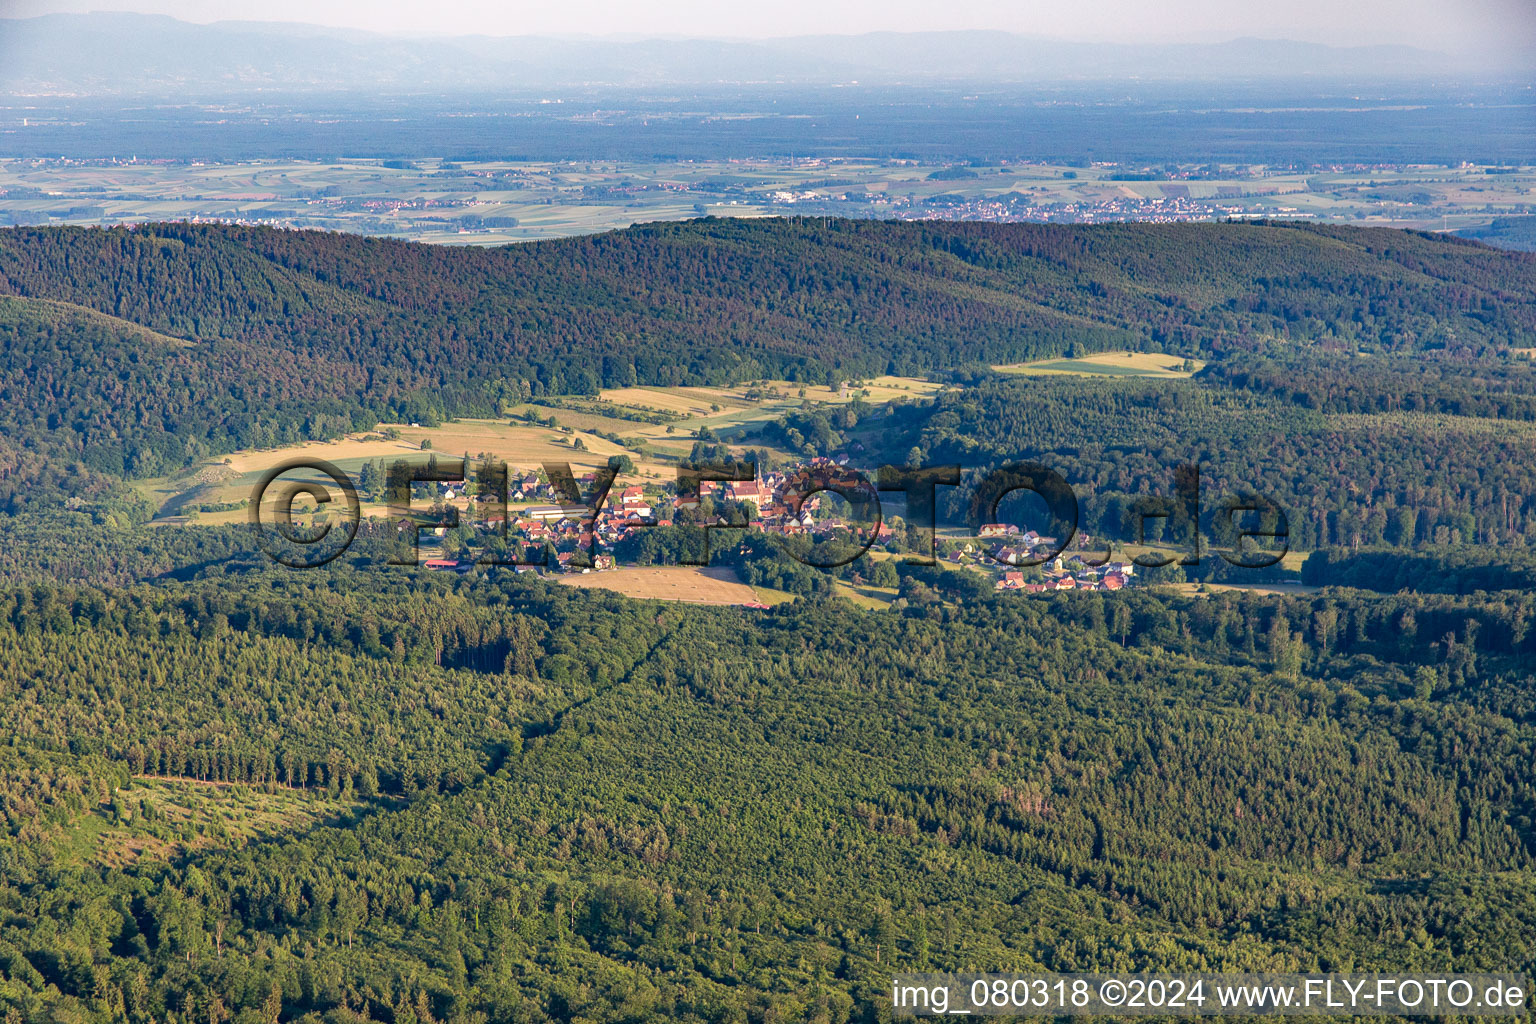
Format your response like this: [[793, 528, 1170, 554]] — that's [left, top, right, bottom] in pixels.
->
[[2, 0, 1534, 53]]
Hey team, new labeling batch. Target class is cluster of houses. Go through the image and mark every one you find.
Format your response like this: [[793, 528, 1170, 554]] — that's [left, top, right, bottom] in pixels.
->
[[952, 524, 1139, 593], [490, 472, 657, 572], [411, 457, 891, 573], [680, 456, 894, 545], [413, 459, 1139, 594], [996, 557, 1137, 593]]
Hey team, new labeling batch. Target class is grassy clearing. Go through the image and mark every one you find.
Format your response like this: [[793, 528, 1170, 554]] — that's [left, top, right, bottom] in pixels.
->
[[994, 352, 1203, 378], [833, 580, 898, 609], [600, 376, 940, 418], [511, 404, 669, 437], [54, 778, 360, 868], [1195, 582, 1323, 596], [557, 566, 766, 606], [597, 387, 745, 417], [1101, 542, 1305, 574]]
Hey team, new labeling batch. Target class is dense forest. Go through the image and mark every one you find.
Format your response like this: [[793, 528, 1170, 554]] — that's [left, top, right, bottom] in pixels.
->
[[1456, 216, 1536, 253], [1202, 350, 1536, 420], [2, 560, 1536, 1023], [865, 376, 1536, 554], [3, 217, 1536, 1022], [2, 219, 1535, 478]]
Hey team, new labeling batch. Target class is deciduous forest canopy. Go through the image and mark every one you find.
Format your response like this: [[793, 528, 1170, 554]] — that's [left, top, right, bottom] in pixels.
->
[[2, 218, 1532, 478], [2, 217, 1536, 1023]]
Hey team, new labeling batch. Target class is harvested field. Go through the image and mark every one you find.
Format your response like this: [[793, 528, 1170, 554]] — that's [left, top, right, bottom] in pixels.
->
[[995, 351, 1203, 378], [558, 566, 768, 606]]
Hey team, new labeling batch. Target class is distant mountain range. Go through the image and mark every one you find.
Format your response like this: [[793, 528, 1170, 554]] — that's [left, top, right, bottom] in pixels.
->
[[0, 13, 1505, 96]]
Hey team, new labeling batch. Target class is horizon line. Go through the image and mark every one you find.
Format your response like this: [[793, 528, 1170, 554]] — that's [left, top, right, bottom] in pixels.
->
[[0, 11, 1466, 54]]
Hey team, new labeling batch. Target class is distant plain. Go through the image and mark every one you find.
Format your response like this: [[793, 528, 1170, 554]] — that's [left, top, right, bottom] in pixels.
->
[[2, 155, 1530, 243]]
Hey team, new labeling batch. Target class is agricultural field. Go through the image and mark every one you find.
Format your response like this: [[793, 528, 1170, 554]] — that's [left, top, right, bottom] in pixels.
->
[[4, 156, 1531, 243], [562, 376, 942, 444], [595, 386, 744, 417], [143, 420, 650, 523], [1194, 581, 1324, 597], [147, 378, 943, 523], [556, 566, 766, 606], [995, 351, 1204, 378]]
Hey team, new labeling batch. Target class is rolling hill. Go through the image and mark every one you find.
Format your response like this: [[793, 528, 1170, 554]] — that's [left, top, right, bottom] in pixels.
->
[[0, 217, 1533, 483]]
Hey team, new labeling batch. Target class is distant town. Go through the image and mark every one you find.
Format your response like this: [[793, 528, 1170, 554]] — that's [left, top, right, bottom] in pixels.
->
[[2, 156, 1530, 245]]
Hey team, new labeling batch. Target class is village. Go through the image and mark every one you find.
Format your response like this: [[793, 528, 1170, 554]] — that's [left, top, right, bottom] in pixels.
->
[[408, 455, 1143, 596]]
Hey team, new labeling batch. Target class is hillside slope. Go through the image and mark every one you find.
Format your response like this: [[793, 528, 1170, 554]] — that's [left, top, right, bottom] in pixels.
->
[[2, 571, 1535, 1021], [1, 218, 1533, 479]]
